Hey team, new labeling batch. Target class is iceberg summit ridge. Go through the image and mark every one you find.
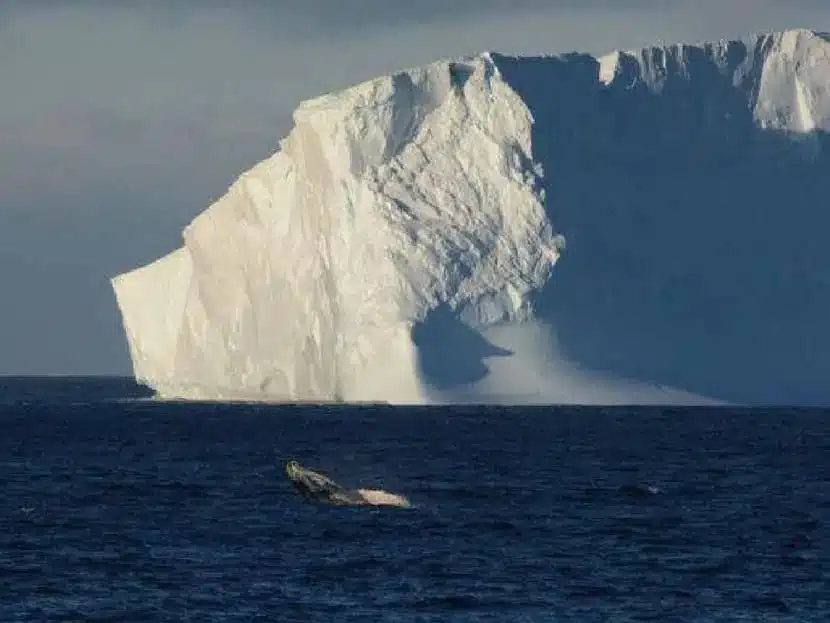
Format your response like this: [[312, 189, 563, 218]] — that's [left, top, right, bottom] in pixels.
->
[[113, 29, 830, 405]]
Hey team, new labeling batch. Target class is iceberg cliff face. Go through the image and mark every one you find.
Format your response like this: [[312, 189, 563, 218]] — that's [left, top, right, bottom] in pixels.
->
[[113, 29, 830, 405]]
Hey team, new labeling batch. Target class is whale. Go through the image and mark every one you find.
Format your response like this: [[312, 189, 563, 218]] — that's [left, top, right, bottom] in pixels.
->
[[285, 460, 410, 508], [285, 460, 368, 506]]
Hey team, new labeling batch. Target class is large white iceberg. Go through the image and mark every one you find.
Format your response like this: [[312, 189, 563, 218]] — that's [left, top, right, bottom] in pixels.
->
[[113, 29, 830, 405]]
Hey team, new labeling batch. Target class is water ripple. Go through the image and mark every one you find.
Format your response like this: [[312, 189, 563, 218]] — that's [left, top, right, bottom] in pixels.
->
[[1, 385, 829, 621]]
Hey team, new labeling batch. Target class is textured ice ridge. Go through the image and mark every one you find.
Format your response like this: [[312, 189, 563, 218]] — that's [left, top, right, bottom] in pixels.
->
[[112, 29, 830, 405]]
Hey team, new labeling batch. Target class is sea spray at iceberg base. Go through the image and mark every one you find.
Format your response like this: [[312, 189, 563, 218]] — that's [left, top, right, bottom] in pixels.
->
[[420, 321, 724, 405], [113, 29, 830, 406]]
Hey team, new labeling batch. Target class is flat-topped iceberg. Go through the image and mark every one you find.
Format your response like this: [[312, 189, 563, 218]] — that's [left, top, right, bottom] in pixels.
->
[[113, 30, 830, 405]]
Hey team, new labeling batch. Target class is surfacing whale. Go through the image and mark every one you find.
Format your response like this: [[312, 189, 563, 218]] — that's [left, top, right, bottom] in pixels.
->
[[285, 460, 410, 508]]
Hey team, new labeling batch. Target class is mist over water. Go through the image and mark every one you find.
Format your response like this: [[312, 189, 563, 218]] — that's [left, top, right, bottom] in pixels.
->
[[420, 321, 724, 405]]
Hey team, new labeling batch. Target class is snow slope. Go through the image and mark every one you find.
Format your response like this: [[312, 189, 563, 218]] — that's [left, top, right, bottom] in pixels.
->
[[112, 29, 830, 405]]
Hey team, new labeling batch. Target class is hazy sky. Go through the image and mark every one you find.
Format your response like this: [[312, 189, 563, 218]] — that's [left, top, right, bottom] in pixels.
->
[[2, 2, 829, 375]]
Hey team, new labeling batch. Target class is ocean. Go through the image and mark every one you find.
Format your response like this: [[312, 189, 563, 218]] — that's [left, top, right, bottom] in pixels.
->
[[1, 377, 827, 622]]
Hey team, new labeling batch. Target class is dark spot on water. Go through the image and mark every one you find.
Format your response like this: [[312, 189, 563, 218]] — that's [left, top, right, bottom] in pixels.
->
[[618, 483, 662, 498], [753, 594, 790, 613], [461, 519, 522, 535], [567, 583, 619, 599]]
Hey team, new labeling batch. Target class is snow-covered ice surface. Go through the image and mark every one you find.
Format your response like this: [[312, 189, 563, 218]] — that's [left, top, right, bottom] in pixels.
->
[[113, 29, 830, 406]]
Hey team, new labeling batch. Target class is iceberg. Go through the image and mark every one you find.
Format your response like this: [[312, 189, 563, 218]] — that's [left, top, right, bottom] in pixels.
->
[[112, 29, 830, 405]]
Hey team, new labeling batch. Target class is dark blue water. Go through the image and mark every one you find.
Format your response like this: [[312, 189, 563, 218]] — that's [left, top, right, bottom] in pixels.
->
[[1, 378, 828, 622]]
